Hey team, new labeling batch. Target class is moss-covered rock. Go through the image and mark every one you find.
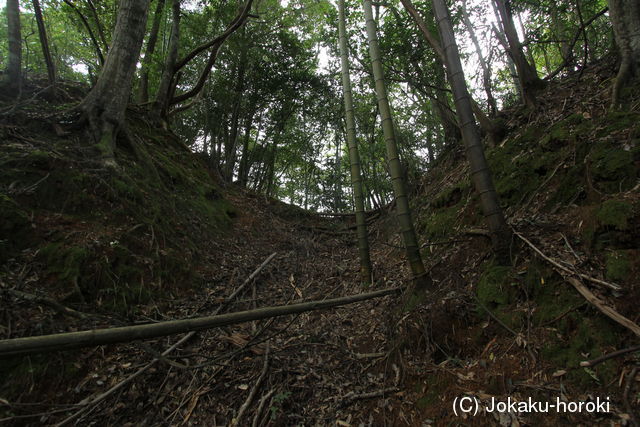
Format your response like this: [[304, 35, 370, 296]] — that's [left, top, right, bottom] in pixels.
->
[[541, 315, 618, 387], [526, 262, 582, 325], [589, 140, 638, 193], [597, 199, 634, 230], [605, 250, 631, 282], [0, 193, 31, 263], [477, 263, 516, 307], [39, 243, 89, 294]]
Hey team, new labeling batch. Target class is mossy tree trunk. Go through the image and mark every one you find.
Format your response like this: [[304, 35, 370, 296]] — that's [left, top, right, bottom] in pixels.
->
[[338, 0, 372, 284], [6, 0, 21, 92], [432, 0, 512, 262], [79, 0, 150, 166], [493, 0, 544, 108], [363, 0, 430, 290], [607, 0, 640, 109], [138, 0, 166, 103]]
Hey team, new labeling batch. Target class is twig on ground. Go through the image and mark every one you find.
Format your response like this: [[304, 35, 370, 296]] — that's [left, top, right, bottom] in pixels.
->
[[54, 253, 279, 425], [540, 302, 587, 327], [581, 344, 640, 367], [515, 231, 621, 291], [565, 277, 640, 337], [232, 342, 270, 426], [472, 293, 519, 337], [251, 389, 276, 427], [338, 387, 398, 409], [55, 332, 195, 427], [623, 367, 638, 427], [4, 289, 89, 319]]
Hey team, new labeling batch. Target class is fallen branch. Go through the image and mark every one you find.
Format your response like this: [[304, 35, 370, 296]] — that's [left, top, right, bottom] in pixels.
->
[[565, 277, 640, 337], [4, 289, 89, 319], [251, 389, 276, 427], [55, 252, 279, 425], [623, 367, 638, 426], [0, 287, 402, 358], [514, 231, 621, 291], [580, 344, 640, 367], [338, 387, 398, 409], [231, 343, 270, 426], [55, 332, 195, 427]]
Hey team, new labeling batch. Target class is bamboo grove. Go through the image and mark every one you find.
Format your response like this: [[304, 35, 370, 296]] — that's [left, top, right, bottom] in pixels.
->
[[2, 0, 639, 279]]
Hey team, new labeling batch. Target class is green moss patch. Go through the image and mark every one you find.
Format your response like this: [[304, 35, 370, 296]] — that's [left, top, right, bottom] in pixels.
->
[[605, 250, 631, 282], [541, 315, 618, 387], [597, 199, 634, 230], [0, 193, 31, 263]]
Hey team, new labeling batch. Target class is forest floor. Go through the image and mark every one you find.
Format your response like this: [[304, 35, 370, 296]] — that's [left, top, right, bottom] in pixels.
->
[[1, 60, 640, 426]]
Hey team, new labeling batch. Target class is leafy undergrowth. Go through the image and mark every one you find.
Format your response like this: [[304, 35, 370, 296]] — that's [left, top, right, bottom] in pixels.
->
[[0, 61, 639, 426]]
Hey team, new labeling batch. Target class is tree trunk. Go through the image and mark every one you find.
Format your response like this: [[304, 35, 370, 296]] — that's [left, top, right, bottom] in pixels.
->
[[432, 0, 511, 262], [79, 0, 150, 166], [363, 0, 430, 291], [224, 37, 248, 182], [239, 111, 262, 187], [6, 0, 22, 92], [460, 0, 496, 116], [32, 0, 56, 87], [339, 0, 373, 284], [150, 0, 179, 123], [86, 0, 109, 53], [399, 0, 496, 141], [63, 0, 105, 66], [493, 0, 543, 108], [607, 0, 640, 109], [138, 0, 166, 103]]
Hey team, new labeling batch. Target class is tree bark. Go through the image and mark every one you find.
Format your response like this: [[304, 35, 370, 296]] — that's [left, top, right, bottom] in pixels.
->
[[32, 0, 56, 87], [0, 287, 402, 358], [150, 0, 179, 122], [138, 0, 166, 103], [363, 0, 430, 291], [78, 0, 150, 166], [6, 0, 22, 92], [339, 0, 373, 284], [432, 0, 511, 262], [607, 0, 640, 109], [493, 0, 544, 108]]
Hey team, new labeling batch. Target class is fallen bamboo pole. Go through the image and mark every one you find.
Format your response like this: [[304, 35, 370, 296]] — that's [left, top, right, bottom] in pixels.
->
[[0, 287, 402, 358]]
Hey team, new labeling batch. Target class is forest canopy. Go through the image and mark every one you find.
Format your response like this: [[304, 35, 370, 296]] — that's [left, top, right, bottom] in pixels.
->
[[0, 0, 634, 213]]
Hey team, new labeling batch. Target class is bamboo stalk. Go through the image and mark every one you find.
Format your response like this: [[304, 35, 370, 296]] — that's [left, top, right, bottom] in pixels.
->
[[0, 287, 402, 358]]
